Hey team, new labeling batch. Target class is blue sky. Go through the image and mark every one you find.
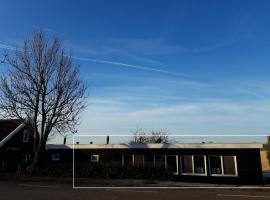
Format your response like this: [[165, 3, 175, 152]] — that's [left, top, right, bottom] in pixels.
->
[[1, 0, 270, 143]]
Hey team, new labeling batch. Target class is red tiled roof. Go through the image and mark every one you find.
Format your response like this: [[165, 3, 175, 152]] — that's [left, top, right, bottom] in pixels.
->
[[0, 119, 22, 141]]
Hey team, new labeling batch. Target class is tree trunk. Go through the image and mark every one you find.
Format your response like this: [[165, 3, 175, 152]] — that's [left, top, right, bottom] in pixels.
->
[[26, 142, 47, 171]]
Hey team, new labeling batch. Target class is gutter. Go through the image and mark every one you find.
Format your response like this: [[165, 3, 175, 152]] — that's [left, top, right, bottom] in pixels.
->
[[0, 123, 25, 148]]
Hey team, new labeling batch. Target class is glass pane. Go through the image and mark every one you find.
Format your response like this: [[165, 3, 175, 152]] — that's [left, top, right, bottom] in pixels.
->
[[209, 156, 222, 174], [154, 155, 165, 168], [167, 155, 177, 173], [223, 156, 236, 175], [91, 155, 99, 162], [182, 155, 193, 173], [194, 156, 205, 174], [134, 154, 144, 167], [144, 154, 154, 168], [123, 154, 133, 166]]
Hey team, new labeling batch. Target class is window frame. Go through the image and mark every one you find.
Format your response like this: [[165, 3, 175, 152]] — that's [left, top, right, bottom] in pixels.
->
[[165, 155, 179, 175], [122, 154, 134, 167], [22, 129, 30, 143], [180, 155, 207, 176], [51, 153, 60, 161], [90, 155, 99, 163], [208, 155, 238, 177]]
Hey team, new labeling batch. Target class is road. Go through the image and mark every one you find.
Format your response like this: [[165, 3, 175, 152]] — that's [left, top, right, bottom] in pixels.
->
[[0, 181, 270, 200]]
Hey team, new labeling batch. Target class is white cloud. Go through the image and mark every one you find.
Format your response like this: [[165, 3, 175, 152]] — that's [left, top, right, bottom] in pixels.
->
[[78, 99, 270, 134]]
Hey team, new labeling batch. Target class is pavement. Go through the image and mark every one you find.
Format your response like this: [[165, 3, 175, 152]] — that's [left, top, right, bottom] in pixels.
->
[[0, 181, 270, 200]]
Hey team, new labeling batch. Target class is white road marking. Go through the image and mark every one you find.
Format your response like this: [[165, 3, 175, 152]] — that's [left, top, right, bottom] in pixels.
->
[[106, 189, 157, 193], [18, 183, 58, 188], [217, 194, 270, 199], [73, 186, 270, 189]]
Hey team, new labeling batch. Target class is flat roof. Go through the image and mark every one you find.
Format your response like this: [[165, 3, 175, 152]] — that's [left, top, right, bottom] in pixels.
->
[[46, 143, 263, 150]]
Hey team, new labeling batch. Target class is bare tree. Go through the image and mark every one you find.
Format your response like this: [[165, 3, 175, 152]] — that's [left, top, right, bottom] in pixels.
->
[[0, 30, 87, 168], [129, 128, 170, 144]]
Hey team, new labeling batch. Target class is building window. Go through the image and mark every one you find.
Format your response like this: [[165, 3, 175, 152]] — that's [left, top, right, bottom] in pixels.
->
[[122, 154, 134, 167], [52, 153, 60, 161], [90, 155, 99, 163], [134, 154, 144, 167], [22, 130, 30, 143], [154, 155, 166, 168], [166, 155, 179, 175], [223, 156, 237, 175], [209, 155, 238, 176], [181, 155, 207, 176], [194, 155, 206, 174], [144, 154, 154, 168], [209, 156, 222, 174], [181, 155, 193, 174]]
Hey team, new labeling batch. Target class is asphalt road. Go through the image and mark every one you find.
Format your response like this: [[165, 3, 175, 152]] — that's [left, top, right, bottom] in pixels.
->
[[0, 182, 270, 200]]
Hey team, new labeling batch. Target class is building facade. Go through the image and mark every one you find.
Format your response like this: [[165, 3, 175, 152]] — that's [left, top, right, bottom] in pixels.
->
[[47, 143, 263, 184], [0, 119, 265, 184], [0, 119, 33, 171]]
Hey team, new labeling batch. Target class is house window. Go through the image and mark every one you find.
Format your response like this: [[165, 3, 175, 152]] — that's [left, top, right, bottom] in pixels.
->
[[209, 156, 222, 174], [166, 155, 179, 175], [144, 154, 154, 168], [122, 154, 134, 167], [51, 153, 60, 161], [90, 155, 99, 163], [209, 155, 238, 176], [22, 130, 30, 143], [223, 156, 237, 175], [194, 155, 206, 174], [154, 155, 166, 168], [181, 155, 193, 174], [181, 155, 207, 176], [134, 154, 144, 167]]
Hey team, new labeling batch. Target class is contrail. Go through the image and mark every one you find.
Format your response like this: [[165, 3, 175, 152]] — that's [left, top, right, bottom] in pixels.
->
[[0, 42, 183, 76], [72, 56, 183, 76]]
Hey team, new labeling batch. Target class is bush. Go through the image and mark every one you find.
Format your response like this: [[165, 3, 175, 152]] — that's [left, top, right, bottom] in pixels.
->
[[74, 163, 174, 180], [16, 161, 175, 181], [16, 162, 73, 178]]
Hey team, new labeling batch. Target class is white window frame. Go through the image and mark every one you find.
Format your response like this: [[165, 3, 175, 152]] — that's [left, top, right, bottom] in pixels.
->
[[90, 155, 99, 163], [22, 129, 30, 143], [209, 155, 238, 177], [180, 155, 207, 176], [51, 153, 60, 161], [165, 155, 179, 175]]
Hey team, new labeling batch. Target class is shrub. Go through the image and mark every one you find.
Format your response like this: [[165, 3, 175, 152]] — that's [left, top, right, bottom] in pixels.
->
[[17, 161, 175, 181], [16, 162, 73, 178], [74, 163, 174, 180]]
